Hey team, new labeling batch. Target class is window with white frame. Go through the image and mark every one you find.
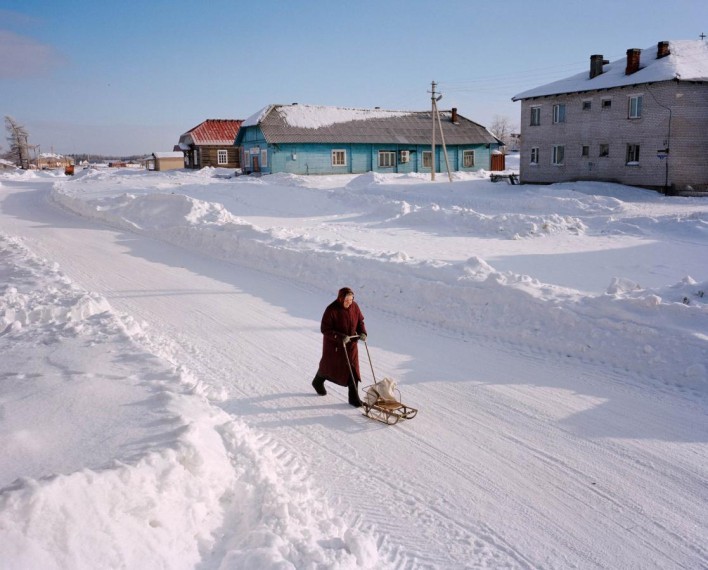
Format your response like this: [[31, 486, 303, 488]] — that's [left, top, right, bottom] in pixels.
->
[[552, 104, 566, 124], [530, 106, 541, 126], [217, 150, 228, 165], [462, 150, 475, 168], [552, 145, 565, 165], [628, 95, 643, 119], [626, 144, 640, 164], [331, 149, 346, 166], [530, 147, 539, 165], [422, 151, 433, 168], [378, 151, 396, 168], [260, 149, 268, 168]]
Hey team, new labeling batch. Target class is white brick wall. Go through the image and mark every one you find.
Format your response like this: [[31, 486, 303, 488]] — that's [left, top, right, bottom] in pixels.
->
[[518, 82, 708, 192]]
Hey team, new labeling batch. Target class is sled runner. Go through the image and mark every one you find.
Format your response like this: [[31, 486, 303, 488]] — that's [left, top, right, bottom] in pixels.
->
[[343, 335, 418, 425]]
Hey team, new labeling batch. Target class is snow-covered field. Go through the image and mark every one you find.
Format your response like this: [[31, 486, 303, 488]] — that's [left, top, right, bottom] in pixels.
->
[[0, 164, 706, 569]]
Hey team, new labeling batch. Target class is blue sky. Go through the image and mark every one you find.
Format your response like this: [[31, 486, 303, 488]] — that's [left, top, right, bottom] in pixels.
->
[[2, 0, 707, 156]]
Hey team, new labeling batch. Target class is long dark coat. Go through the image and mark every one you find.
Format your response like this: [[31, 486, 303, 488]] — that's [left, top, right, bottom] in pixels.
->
[[317, 299, 367, 387]]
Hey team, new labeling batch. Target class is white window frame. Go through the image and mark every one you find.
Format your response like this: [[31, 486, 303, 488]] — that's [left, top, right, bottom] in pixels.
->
[[378, 150, 396, 168], [530, 147, 539, 165], [552, 103, 566, 124], [261, 149, 268, 168], [626, 144, 640, 164], [217, 149, 228, 165], [628, 95, 643, 119], [331, 149, 346, 167], [530, 106, 541, 126], [552, 145, 565, 166], [422, 151, 433, 168], [462, 150, 475, 168]]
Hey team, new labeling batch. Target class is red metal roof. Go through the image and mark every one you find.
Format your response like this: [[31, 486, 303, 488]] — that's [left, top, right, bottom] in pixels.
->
[[182, 119, 243, 145]]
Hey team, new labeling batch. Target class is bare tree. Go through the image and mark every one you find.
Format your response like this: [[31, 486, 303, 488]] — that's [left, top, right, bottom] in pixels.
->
[[4, 116, 31, 169], [489, 115, 516, 151]]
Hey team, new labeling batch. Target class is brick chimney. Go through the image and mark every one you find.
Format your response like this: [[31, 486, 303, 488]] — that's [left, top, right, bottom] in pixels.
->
[[451, 107, 459, 124], [590, 54, 608, 79], [625, 48, 641, 75], [657, 41, 670, 58]]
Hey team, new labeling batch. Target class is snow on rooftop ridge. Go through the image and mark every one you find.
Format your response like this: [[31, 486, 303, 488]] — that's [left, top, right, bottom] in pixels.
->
[[513, 39, 708, 100], [277, 104, 413, 129], [242, 105, 273, 128]]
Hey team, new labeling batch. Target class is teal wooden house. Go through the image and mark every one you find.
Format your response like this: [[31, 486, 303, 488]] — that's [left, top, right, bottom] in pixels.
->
[[235, 104, 502, 175]]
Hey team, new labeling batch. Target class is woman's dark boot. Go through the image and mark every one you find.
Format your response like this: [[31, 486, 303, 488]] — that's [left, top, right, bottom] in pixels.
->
[[312, 375, 327, 396], [348, 379, 362, 407]]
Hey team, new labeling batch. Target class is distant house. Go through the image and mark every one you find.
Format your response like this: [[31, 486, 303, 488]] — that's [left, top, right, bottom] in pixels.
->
[[512, 40, 708, 193], [234, 103, 502, 175], [37, 153, 72, 170], [148, 151, 185, 172], [177, 119, 242, 169]]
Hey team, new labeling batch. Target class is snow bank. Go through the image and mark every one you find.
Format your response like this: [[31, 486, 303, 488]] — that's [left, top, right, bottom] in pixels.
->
[[49, 170, 708, 391], [0, 233, 383, 569]]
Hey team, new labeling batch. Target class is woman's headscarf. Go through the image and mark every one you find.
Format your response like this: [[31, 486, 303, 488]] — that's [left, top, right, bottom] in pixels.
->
[[337, 287, 354, 302]]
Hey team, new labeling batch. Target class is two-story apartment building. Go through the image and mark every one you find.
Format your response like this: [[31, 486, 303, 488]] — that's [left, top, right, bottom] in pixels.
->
[[512, 40, 708, 193]]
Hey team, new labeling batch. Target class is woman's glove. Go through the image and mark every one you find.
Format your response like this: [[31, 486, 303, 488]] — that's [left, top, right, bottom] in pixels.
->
[[359, 333, 367, 341]]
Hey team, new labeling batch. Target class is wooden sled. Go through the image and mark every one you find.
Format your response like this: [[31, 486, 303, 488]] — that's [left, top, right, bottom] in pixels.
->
[[343, 335, 418, 426], [361, 392, 418, 425]]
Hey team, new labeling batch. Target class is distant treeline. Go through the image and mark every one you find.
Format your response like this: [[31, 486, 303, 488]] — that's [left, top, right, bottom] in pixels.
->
[[68, 154, 147, 163]]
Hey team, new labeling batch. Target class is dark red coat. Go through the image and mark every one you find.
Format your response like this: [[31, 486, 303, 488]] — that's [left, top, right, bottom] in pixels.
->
[[317, 299, 367, 386]]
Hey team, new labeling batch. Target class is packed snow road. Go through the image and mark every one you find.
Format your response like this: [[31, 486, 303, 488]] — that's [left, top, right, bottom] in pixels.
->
[[1, 175, 707, 569]]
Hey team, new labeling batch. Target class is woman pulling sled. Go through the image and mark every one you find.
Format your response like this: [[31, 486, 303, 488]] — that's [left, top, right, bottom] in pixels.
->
[[311, 287, 366, 407]]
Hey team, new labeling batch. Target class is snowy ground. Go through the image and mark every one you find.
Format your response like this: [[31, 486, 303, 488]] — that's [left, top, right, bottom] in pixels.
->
[[0, 164, 706, 569]]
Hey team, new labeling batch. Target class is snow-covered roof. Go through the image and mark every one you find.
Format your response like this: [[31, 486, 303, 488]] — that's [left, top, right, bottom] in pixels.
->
[[513, 40, 708, 100], [242, 104, 412, 129], [238, 103, 500, 146], [153, 151, 184, 159]]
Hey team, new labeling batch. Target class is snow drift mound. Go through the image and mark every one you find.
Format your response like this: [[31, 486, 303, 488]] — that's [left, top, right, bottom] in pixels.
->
[[0, 234, 385, 569]]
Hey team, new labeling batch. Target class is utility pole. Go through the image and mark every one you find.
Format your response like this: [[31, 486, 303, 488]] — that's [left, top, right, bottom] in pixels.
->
[[429, 81, 453, 182], [430, 81, 437, 181]]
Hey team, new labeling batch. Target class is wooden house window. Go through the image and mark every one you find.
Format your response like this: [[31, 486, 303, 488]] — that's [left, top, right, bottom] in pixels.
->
[[582, 100, 592, 111], [378, 151, 396, 168], [581, 145, 590, 158], [260, 149, 268, 167], [217, 150, 228, 165], [599, 144, 609, 157], [331, 150, 347, 166], [601, 99, 612, 109], [422, 151, 432, 168], [462, 150, 475, 168], [530, 106, 541, 126]]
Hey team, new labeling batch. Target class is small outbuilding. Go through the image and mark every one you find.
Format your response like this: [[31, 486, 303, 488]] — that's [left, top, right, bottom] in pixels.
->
[[147, 151, 185, 172]]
